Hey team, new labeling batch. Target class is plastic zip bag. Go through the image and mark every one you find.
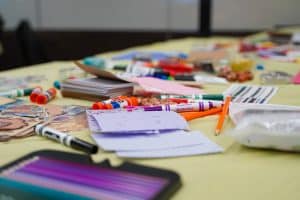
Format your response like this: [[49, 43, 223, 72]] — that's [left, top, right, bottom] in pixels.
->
[[228, 103, 300, 151]]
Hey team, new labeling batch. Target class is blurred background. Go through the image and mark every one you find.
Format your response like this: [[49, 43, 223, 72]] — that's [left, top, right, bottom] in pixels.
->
[[0, 0, 299, 70]]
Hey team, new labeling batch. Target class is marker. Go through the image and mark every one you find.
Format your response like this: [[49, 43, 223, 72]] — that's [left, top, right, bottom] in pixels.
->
[[92, 102, 106, 110], [35, 124, 98, 154], [166, 98, 222, 104], [159, 94, 224, 101], [127, 101, 223, 113], [92, 96, 139, 110], [29, 87, 43, 102], [179, 107, 222, 121], [0, 88, 34, 98], [36, 88, 57, 104]]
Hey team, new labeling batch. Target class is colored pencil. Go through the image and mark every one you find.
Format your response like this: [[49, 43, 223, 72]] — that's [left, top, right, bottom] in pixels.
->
[[215, 96, 231, 135]]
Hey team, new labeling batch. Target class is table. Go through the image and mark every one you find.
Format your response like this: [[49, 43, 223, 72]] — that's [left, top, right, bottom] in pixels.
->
[[1, 34, 300, 200]]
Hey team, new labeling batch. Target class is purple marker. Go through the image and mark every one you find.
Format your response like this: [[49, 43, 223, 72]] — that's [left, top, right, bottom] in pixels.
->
[[127, 101, 223, 113]]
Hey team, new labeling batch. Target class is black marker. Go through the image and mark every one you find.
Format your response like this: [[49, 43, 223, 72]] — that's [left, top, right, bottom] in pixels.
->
[[35, 124, 98, 154]]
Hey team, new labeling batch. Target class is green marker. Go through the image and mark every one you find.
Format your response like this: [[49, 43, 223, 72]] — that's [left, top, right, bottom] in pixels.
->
[[0, 88, 34, 98], [160, 94, 224, 101]]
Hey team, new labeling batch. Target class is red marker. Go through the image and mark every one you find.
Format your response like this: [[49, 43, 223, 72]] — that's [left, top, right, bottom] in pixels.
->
[[92, 102, 106, 110], [29, 87, 43, 103], [36, 88, 57, 104]]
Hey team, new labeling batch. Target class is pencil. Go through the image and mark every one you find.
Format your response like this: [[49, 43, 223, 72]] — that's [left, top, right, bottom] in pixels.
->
[[179, 107, 222, 121], [215, 96, 231, 135]]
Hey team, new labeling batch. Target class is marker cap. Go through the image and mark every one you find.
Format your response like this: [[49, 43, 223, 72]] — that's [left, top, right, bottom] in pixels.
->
[[92, 102, 106, 110], [23, 88, 34, 96], [36, 94, 48, 104]]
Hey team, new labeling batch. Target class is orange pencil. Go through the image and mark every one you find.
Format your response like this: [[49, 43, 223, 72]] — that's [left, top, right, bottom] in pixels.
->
[[180, 107, 222, 121], [215, 96, 231, 135]]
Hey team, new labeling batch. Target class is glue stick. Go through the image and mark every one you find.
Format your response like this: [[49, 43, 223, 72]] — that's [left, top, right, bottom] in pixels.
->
[[36, 88, 57, 104]]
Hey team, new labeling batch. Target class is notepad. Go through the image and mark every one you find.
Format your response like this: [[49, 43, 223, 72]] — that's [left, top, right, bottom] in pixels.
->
[[61, 77, 134, 100], [87, 110, 223, 158], [87, 110, 189, 133]]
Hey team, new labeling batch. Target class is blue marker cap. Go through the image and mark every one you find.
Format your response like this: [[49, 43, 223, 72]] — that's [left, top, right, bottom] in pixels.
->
[[83, 57, 106, 68], [256, 64, 265, 70], [53, 80, 61, 89], [111, 101, 121, 109]]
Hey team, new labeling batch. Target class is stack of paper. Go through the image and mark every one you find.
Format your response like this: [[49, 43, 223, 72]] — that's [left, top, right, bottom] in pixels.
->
[[87, 110, 223, 158], [61, 77, 134, 101]]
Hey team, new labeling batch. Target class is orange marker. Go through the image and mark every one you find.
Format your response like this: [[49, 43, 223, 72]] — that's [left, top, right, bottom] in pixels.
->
[[29, 86, 43, 102], [180, 107, 222, 121], [124, 97, 139, 106], [215, 96, 231, 135], [36, 88, 57, 104]]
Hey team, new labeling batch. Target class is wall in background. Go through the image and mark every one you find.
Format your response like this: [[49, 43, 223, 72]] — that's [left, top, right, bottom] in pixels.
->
[[213, 0, 300, 30], [0, 0, 198, 31], [1, 0, 299, 70], [0, 0, 299, 31]]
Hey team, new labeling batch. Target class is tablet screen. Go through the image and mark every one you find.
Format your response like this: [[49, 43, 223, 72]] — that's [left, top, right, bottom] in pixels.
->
[[0, 155, 169, 200]]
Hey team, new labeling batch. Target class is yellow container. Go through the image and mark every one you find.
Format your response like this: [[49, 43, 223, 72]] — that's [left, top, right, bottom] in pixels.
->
[[230, 58, 254, 72]]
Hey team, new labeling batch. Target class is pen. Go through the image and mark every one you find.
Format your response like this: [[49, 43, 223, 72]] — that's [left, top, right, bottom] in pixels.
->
[[35, 124, 98, 154], [165, 98, 222, 104], [159, 94, 224, 101], [0, 88, 34, 98], [127, 101, 223, 113], [215, 96, 231, 135]]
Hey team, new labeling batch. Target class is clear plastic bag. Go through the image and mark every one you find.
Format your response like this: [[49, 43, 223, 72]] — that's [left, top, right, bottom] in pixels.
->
[[228, 103, 300, 151]]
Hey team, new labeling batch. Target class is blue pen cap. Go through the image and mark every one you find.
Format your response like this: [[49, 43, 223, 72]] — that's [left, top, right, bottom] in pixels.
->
[[83, 57, 106, 68]]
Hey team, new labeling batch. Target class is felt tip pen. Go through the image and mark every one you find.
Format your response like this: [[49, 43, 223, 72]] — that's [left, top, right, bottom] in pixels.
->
[[35, 124, 98, 154], [166, 98, 223, 104], [0, 88, 34, 98], [159, 94, 224, 101], [127, 101, 223, 113]]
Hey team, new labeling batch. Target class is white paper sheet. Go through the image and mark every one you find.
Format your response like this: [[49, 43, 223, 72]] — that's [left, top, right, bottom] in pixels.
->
[[92, 130, 223, 158], [87, 110, 188, 133], [117, 143, 223, 158], [92, 131, 205, 151]]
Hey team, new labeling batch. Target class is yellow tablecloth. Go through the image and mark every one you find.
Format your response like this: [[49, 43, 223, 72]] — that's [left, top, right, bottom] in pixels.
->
[[1, 36, 300, 200]]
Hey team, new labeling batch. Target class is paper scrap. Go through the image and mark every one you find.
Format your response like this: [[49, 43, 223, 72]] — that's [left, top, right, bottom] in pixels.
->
[[130, 77, 203, 95], [223, 84, 278, 104], [292, 71, 300, 84]]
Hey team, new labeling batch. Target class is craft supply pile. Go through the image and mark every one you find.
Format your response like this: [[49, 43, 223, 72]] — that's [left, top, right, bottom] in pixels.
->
[[0, 30, 300, 199]]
